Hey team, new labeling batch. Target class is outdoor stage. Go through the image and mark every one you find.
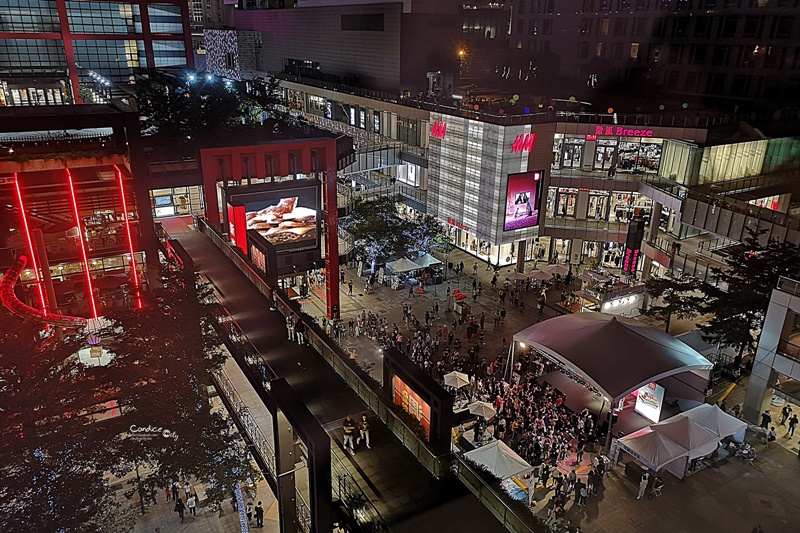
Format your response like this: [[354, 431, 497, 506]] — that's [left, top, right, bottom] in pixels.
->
[[539, 371, 679, 438]]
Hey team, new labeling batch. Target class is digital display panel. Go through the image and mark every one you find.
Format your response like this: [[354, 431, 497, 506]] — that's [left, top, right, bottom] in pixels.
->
[[634, 382, 665, 423], [154, 196, 172, 206], [393, 376, 431, 440], [503, 171, 542, 231]]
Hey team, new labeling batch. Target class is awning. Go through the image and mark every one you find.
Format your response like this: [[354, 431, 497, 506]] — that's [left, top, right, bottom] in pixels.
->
[[386, 257, 422, 273], [463, 440, 532, 479]]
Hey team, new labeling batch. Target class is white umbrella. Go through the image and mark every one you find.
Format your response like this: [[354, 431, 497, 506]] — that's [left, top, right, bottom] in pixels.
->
[[546, 264, 569, 276], [507, 271, 528, 281], [443, 371, 470, 389], [528, 270, 552, 281], [468, 401, 497, 419]]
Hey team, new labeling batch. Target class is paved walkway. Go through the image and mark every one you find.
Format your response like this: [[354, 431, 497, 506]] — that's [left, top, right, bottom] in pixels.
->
[[162, 219, 502, 532]]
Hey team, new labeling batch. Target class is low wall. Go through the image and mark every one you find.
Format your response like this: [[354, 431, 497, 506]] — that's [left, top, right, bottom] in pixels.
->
[[197, 218, 452, 478]]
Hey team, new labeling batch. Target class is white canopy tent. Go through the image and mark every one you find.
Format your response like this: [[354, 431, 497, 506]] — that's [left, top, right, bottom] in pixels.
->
[[617, 427, 689, 478], [679, 403, 747, 442], [463, 440, 533, 479], [386, 257, 422, 273], [652, 416, 720, 460], [414, 253, 442, 267], [528, 270, 552, 281]]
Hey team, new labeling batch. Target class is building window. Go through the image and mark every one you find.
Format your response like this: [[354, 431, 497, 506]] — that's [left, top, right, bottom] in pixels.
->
[[718, 16, 739, 39], [152, 40, 188, 67], [771, 16, 794, 39], [595, 42, 604, 58], [542, 19, 552, 35], [67, 1, 142, 34], [600, 18, 610, 36], [612, 42, 624, 60], [614, 18, 627, 37], [0, 0, 60, 33], [692, 44, 707, 65], [743, 16, 763, 38], [578, 42, 590, 59], [148, 4, 184, 34], [580, 19, 591, 35], [630, 42, 640, 60], [684, 71, 700, 92]]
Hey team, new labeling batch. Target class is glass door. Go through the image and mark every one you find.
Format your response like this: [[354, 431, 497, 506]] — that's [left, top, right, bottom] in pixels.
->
[[595, 145, 616, 170], [588, 194, 609, 220], [562, 143, 583, 168], [556, 190, 577, 217]]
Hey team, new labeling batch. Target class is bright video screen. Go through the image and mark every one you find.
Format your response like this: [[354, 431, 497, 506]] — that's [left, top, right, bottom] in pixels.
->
[[503, 171, 541, 231]]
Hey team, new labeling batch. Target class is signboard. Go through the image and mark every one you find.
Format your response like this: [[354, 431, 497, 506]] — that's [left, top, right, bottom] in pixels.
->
[[393, 375, 431, 440], [634, 382, 665, 423], [594, 125, 654, 137], [503, 171, 542, 231], [511, 133, 535, 153], [431, 121, 447, 139]]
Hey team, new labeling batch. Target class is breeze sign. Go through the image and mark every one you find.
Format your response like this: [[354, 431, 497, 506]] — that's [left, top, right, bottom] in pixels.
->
[[594, 126, 654, 137]]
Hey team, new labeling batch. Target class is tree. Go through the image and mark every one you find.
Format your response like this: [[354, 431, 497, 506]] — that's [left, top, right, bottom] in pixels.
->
[[698, 229, 800, 359], [404, 214, 447, 257], [644, 274, 706, 334], [135, 75, 281, 142], [340, 196, 408, 272]]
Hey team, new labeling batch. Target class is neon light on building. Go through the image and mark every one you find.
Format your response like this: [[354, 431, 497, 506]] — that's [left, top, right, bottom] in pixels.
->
[[66, 169, 98, 319]]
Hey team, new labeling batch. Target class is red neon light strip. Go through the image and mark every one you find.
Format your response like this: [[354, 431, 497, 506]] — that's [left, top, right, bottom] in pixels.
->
[[66, 169, 98, 319], [114, 165, 140, 289], [13, 174, 47, 312]]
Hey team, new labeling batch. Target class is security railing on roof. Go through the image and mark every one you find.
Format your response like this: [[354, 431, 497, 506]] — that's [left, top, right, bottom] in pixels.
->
[[330, 448, 386, 532]]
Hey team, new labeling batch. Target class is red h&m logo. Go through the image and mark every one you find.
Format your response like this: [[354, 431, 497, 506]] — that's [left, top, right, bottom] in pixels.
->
[[431, 121, 447, 139], [511, 133, 535, 153]]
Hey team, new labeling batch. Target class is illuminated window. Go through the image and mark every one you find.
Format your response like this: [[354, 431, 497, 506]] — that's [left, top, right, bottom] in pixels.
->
[[630, 42, 640, 59]]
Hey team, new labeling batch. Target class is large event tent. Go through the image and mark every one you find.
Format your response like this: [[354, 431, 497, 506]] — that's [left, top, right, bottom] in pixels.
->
[[679, 403, 747, 442], [386, 257, 422, 273], [617, 427, 689, 478], [512, 313, 713, 402], [463, 440, 532, 479]]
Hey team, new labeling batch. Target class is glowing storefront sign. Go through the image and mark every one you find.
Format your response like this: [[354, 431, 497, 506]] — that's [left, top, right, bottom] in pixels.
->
[[594, 125, 654, 137], [431, 121, 447, 139], [511, 133, 535, 153]]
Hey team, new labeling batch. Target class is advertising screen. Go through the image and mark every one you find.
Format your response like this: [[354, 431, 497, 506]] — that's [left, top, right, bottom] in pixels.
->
[[503, 171, 542, 231], [634, 382, 665, 423], [238, 184, 319, 252], [393, 376, 431, 440]]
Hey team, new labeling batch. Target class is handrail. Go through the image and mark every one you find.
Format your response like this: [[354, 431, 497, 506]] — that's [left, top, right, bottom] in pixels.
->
[[330, 447, 387, 532]]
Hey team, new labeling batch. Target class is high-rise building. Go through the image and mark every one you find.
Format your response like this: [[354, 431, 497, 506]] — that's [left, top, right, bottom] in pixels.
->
[[0, 0, 194, 106]]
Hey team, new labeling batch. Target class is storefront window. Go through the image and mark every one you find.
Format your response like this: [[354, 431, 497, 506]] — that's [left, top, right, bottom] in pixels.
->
[[150, 186, 204, 218], [594, 139, 617, 170], [617, 137, 662, 173], [559, 137, 585, 169], [588, 192, 610, 220]]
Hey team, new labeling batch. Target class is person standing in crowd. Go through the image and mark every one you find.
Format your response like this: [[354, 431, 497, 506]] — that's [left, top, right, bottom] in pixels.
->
[[187, 494, 197, 517], [637, 472, 649, 500], [343, 415, 357, 455], [174, 498, 186, 523], [295, 320, 306, 346], [286, 314, 296, 341], [761, 410, 772, 429], [781, 404, 792, 425], [255, 501, 264, 528], [789, 414, 799, 437], [348, 279, 353, 295], [165, 486, 171, 503], [247, 500, 254, 524], [472, 262, 478, 276], [358, 414, 371, 449]]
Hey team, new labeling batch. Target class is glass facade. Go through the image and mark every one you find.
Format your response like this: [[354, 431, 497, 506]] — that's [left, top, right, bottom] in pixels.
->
[[0, 1, 59, 32], [73, 39, 146, 82], [66, 1, 142, 34], [0, 39, 66, 69], [148, 4, 184, 34], [153, 40, 188, 67]]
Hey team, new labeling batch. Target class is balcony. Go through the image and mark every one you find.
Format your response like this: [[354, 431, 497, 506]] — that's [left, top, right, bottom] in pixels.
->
[[779, 339, 800, 362]]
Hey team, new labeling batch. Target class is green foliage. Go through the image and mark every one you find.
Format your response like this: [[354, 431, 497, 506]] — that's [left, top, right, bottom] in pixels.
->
[[644, 274, 706, 334], [698, 229, 800, 356], [135, 75, 281, 143]]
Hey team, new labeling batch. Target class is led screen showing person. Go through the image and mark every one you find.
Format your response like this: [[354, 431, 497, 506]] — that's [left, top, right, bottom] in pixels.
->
[[503, 171, 542, 231]]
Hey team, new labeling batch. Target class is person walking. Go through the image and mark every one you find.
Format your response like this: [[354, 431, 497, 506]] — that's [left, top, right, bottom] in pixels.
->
[[247, 501, 254, 524], [760, 410, 772, 429], [165, 486, 171, 503], [789, 414, 799, 437], [767, 426, 777, 447], [781, 404, 792, 425], [575, 442, 585, 464], [637, 472, 649, 500], [500, 307, 507, 323], [295, 320, 306, 345], [358, 414, 371, 449], [187, 494, 197, 517], [472, 262, 478, 276], [343, 415, 357, 455], [286, 315, 296, 341], [255, 501, 264, 528], [174, 498, 186, 523], [348, 280, 353, 295]]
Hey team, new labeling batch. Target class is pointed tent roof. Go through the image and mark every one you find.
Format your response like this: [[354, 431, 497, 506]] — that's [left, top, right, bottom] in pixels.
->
[[463, 440, 532, 479], [652, 415, 720, 460], [512, 313, 712, 401], [678, 403, 747, 441], [386, 257, 422, 273], [618, 427, 689, 477], [414, 253, 442, 267]]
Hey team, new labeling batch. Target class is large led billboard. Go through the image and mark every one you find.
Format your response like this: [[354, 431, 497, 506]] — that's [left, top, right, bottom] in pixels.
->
[[227, 180, 321, 254], [503, 170, 542, 231]]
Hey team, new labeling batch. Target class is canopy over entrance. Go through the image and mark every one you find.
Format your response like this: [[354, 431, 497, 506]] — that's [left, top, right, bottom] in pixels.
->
[[513, 313, 713, 401], [386, 257, 421, 273]]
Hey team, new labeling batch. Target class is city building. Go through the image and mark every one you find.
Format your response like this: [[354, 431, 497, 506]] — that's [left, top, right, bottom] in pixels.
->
[[0, 0, 194, 106], [0, 102, 156, 319], [743, 276, 800, 423]]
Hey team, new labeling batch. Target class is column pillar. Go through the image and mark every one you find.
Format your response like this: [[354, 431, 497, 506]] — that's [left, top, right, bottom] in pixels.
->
[[576, 190, 589, 220], [274, 409, 298, 533], [570, 238, 583, 265], [515, 239, 526, 273], [324, 147, 340, 319]]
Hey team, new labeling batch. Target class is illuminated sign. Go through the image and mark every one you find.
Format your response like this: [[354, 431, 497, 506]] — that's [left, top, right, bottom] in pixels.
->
[[393, 376, 431, 440], [511, 133, 535, 153], [594, 125, 653, 137], [503, 171, 542, 231], [446, 217, 469, 232], [431, 121, 447, 139], [622, 247, 640, 273], [585, 134, 598, 141], [634, 382, 665, 423]]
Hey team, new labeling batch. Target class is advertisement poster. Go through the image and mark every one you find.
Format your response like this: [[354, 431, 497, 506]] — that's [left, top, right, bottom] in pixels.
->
[[393, 376, 431, 440], [503, 171, 542, 231], [634, 382, 665, 423]]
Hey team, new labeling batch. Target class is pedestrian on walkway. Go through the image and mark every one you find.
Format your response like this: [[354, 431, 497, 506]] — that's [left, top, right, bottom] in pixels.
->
[[767, 426, 777, 447], [187, 494, 197, 517], [500, 307, 507, 322], [184, 481, 191, 501], [480, 312, 485, 329], [781, 404, 792, 425], [247, 501, 254, 523], [760, 410, 772, 429], [493, 310, 501, 329], [348, 280, 353, 295], [343, 415, 357, 455], [408, 284, 414, 297], [789, 414, 798, 437], [576, 442, 585, 464], [296, 320, 306, 345], [472, 262, 478, 276], [165, 487, 171, 503], [358, 414, 371, 449], [637, 472, 649, 500], [174, 498, 186, 523], [341, 270, 345, 284], [286, 315, 296, 341], [255, 501, 264, 528]]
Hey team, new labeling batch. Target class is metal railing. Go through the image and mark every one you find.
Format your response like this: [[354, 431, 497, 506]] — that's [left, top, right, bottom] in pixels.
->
[[296, 489, 312, 533], [778, 339, 800, 361], [543, 216, 628, 232], [778, 276, 800, 296], [331, 448, 386, 532], [212, 366, 278, 480]]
